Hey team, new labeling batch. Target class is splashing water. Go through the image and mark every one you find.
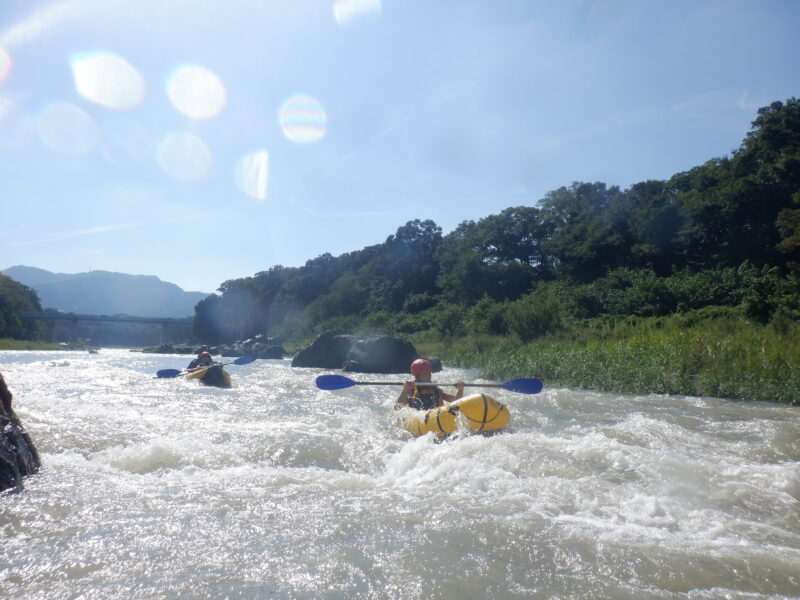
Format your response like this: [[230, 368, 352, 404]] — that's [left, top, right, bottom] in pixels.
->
[[1, 349, 798, 599]]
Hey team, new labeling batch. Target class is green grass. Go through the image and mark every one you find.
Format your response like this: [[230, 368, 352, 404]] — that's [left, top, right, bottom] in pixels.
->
[[425, 314, 800, 405], [0, 338, 71, 351]]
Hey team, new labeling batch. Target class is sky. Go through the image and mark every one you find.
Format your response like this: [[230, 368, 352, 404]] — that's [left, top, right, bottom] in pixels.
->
[[1, 0, 798, 294]]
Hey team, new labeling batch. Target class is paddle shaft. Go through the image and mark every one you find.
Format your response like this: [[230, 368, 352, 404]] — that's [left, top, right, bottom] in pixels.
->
[[156, 355, 255, 378], [315, 374, 542, 394], [349, 381, 498, 387]]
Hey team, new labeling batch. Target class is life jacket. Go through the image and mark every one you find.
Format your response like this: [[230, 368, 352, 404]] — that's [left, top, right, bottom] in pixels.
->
[[410, 385, 442, 410], [187, 358, 213, 370]]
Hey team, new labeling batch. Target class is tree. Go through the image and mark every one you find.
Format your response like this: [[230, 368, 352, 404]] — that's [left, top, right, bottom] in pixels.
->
[[777, 193, 800, 272], [625, 180, 684, 274], [0, 275, 51, 340], [376, 219, 443, 310], [539, 182, 630, 282]]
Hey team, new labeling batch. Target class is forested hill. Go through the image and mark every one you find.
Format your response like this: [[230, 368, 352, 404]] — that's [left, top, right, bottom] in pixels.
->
[[195, 98, 800, 345], [2, 266, 208, 318]]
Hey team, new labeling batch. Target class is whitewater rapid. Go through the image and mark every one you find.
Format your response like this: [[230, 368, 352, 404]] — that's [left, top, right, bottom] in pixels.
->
[[1, 349, 798, 599]]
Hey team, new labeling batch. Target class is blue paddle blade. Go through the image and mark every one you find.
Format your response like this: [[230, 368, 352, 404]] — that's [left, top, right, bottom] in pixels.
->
[[500, 378, 543, 394], [156, 369, 182, 378], [316, 375, 357, 390], [233, 355, 256, 365]]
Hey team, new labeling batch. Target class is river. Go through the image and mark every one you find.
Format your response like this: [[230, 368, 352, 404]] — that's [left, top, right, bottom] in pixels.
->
[[1, 349, 798, 599]]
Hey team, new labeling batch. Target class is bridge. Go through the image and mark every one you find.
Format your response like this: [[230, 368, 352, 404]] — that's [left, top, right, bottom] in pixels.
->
[[18, 312, 193, 345]]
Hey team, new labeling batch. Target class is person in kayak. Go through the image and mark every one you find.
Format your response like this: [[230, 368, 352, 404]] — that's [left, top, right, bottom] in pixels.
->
[[186, 351, 229, 388], [395, 358, 464, 410], [187, 350, 214, 370]]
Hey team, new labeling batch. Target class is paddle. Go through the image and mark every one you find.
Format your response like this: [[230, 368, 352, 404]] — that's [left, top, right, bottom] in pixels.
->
[[156, 355, 256, 378], [315, 374, 543, 395]]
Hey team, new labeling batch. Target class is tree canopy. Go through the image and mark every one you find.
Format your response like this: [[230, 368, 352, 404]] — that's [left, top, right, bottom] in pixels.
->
[[193, 98, 800, 344]]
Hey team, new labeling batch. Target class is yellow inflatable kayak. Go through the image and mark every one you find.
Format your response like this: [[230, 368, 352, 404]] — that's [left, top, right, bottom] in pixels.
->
[[396, 393, 510, 437], [185, 365, 232, 388]]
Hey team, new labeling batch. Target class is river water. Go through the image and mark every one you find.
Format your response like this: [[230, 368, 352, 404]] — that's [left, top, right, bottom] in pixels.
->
[[1, 349, 798, 599]]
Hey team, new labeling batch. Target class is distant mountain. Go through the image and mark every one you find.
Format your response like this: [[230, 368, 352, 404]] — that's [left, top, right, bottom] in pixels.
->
[[2, 266, 209, 318]]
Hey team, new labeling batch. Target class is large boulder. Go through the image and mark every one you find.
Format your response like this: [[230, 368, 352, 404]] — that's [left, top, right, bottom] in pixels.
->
[[342, 336, 419, 374], [291, 332, 435, 374], [291, 332, 354, 369], [1, 372, 41, 493]]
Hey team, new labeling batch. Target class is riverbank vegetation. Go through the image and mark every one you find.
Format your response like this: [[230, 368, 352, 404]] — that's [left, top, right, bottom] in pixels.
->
[[184, 99, 800, 402], [0, 338, 68, 351], [432, 310, 799, 404]]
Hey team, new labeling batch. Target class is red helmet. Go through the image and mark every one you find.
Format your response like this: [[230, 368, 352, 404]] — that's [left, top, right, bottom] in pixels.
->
[[410, 358, 432, 375]]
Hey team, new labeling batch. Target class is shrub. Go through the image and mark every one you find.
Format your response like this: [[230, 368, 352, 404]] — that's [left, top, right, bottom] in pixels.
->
[[507, 287, 568, 342], [465, 295, 509, 336]]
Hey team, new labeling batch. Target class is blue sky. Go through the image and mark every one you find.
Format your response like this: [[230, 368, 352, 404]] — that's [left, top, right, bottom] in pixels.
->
[[1, 0, 798, 294]]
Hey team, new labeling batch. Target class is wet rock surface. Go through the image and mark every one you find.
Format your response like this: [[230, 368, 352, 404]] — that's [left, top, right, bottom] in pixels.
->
[[1, 372, 41, 493], [291, 332, 440, 374]]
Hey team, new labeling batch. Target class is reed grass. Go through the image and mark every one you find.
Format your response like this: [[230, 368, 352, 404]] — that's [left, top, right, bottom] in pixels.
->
[[435, 315, 800, 404]]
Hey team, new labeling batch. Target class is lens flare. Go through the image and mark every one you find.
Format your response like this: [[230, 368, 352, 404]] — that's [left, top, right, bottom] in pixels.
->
[[0, 47, 12, 83], [235, 151, 269, 201], [71, 51, 145, 110], [0, 100, 34, 151], [100, 118, 154, 167], [167, 65, 226, 120], [278, 94, 327, 145], [157, 132, 211, 181], [334, 0, 382, 26], [37, 102, 97, 156]]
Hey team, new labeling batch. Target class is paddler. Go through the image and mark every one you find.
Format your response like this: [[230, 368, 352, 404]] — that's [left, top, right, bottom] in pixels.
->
[[186, 349, 214, 370], [395, 358, 464, 410], [185, 350, 228, 387]]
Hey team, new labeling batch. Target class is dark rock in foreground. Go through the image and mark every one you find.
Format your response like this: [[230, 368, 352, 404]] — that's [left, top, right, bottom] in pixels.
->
[[291, 332, 440, 374], [1, 372, 41, 493]]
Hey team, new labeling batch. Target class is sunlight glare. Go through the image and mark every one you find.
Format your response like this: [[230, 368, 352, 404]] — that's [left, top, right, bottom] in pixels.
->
[[157, 132, 211, 181], [167, 65, 226, 120], [37, 102, 97, 156], [71, 51, 145, 110], [334, 0, 382, 26], [235, 151, 269, 201], [278, 94, 327, 144], [0, 47, 12, 83]]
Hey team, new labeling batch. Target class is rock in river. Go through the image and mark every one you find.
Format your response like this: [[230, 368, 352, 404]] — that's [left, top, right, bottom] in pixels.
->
[[291, 332, 439, 374], [1, 372, 41, 493]]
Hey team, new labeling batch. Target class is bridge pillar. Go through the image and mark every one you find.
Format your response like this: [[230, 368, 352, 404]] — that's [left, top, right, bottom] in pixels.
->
[[70, 319, 80, 344]]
